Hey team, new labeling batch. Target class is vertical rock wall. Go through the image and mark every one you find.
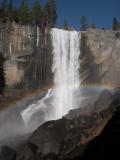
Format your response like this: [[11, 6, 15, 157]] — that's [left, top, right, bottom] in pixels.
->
[[0, 24, 120, 93], [80, 29, 120, 88], [0, 23, 53, 91]]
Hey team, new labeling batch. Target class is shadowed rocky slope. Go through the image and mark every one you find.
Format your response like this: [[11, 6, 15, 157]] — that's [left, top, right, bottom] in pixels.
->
[[0, 89, 119, 160], [0, 23, 53, 92], [81, 90, 120, 160], [80, 29, 120, 86]]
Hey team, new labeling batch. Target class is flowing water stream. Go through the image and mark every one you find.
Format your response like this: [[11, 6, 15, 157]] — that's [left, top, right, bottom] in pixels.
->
[[51, 28, 81, 119]]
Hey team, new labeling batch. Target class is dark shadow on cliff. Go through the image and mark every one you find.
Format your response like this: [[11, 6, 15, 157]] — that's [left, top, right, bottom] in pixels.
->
[[80, 90, 120, 160]]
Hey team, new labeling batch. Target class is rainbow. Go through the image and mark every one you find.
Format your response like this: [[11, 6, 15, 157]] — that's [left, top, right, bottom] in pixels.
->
[[80, 83, 120, 91]]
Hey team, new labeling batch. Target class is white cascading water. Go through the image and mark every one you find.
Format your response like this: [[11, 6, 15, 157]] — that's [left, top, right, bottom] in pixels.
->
[[51, 28, 81, 119], [21, 89, 53, 127], [9, 42, 12, 56], [21, 28, 81, 130], [36, 26, 40, 47]]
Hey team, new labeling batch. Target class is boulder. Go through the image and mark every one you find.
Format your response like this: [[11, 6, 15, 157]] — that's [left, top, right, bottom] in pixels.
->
[[81, 96, 120, 160], [0, 146, 16, 160]]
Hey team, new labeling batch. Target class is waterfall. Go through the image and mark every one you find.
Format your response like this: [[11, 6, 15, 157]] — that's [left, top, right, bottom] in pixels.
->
[[9, 42, 12, 56], [21, 90, 52, 126], [36, 26, 40, 47], [21, 28, 81, 130], [51, 28, 81, 119], [21, 89, 54, 130]]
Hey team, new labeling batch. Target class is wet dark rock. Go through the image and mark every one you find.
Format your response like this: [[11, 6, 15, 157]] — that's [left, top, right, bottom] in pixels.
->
[[93, 89, 113, 112], [28, 90, 116, 159], [16, 142, 38, 160], [67, 89, 113, 119], [0, 146, 16, 160], [115, 32, 120, 38], [112, 87, 120, 98], [0, 90, 120, 160], [43, 153, 57, 160], [30, 119, 67, 155], [81, 96, 120, 160]]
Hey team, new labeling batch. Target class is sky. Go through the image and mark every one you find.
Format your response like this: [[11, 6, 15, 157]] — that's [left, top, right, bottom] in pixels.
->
[[14, 0, 120, 30]]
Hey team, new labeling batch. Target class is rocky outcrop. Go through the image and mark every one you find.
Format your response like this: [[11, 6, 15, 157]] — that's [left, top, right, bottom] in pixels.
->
[[1, 24, 120, 93], [81, 91, 120, 160], [27, 89, 113, 157], [0, 146, 16, 160], [0, 89, 118, 160], [0, 23, 53, 90], [80, 29, 120, 87]]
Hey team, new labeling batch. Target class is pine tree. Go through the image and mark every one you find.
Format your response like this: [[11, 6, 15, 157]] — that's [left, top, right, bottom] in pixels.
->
[[43, 2, 50, 27], [91, 23, 96, 29], [81, 16, 88, 31], [44, 0, 57, 28], [48, 0, 57, 27], [32, 0, 42, 26], [8, 0, 13, 21], [18, 0, 31, 25], [12, 6, 19, 23], [63, 20, 69, 30], [0, 0, 8, 22], [0, 52, 5, 96], [0, 5, 2, 21], [112, 16, 118, 31], [118, 22, 120, 30]]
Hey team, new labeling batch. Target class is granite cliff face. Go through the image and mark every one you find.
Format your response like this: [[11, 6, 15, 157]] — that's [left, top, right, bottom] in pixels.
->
[[1, 23, 120, 93], [81, 29, 120, 87], [0, 25, 120, 159], [0, 23, 53, 91]]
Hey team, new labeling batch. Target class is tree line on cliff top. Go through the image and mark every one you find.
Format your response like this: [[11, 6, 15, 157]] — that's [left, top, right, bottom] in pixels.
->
[[63, 16, 120, 31], [0, 0, 119, 31], [0, 1, 119, 96], [0, 0, 57, 28], [80, 16, 120, 31]]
